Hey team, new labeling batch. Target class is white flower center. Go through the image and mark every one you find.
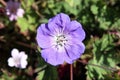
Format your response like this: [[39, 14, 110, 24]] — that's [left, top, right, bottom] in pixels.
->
[[55, 34, 68, 47], [14, 57, 21, 67]]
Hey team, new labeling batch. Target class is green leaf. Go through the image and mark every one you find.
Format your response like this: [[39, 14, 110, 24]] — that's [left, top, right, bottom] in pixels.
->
[[17, 17, 30, 32], [42, 65, 58, 80], [100, 21, 111, 30], [90, 5, 98, 15], [112, 19, 120, 29], [27, 0, 34, 7], [47, 0, 55, 8], [86, 34, 117, 80], [36, 70, 45, 80], [65, 0, 74, 7]]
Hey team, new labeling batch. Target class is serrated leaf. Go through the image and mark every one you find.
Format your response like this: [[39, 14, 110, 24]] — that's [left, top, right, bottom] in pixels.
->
[[86, 34, 117, 80]]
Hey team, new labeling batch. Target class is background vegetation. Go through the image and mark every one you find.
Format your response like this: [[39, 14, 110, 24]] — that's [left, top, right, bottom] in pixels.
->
[[0, 0, 120, 80]]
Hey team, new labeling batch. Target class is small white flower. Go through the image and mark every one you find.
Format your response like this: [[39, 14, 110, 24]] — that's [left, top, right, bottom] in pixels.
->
[[8, 48, 28, 69]]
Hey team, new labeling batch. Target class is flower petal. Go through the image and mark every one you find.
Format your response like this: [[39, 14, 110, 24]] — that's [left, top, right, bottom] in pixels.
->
[[66, 21, 85, 41], [6, 0, 14, 10], [6, 9, 10, 15], [20, 60, 27, 68], [47, 22, 62, 34], [65, 42, 85, 60], [70, 28, 85, 41], [36, 24, 53, 48], [14, 1, 20, 9], [19, 51, 28, 60], [41, 47, 62, 66], [9, 14, 17, 21], [41, 46, 74, 66], [8, 58, 15, 67], [68, 37, 85, 53], [11, 48, 19, 58], [49, 13, 70, 27], [17, 8, 24, 17]]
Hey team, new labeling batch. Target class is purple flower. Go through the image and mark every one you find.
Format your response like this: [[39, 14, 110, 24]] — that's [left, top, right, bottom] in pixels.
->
[[8, 48, 28, 69], [6, 0, 24, 21], [36, 13, 85, 66]]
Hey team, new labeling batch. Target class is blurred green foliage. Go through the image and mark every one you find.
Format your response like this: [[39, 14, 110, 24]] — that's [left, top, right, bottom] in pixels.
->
[[86, 34, 119, 79], [0, 0, 120, 80]]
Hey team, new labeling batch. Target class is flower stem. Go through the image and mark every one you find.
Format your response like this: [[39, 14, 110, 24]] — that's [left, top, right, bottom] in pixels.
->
[[70, 64, 73, 80]]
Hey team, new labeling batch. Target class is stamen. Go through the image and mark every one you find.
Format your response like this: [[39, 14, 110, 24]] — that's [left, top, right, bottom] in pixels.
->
[[55, 34, 67, 47]]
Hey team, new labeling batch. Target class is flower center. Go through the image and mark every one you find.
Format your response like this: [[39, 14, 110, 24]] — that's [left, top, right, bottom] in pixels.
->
[[55, 34, 67, 47], [10, 7, 17, 14], [14, 57, 21, 67]]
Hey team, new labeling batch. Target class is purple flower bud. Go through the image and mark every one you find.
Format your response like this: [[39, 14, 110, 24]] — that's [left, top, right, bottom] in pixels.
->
[[6, 0, 24, 21]]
